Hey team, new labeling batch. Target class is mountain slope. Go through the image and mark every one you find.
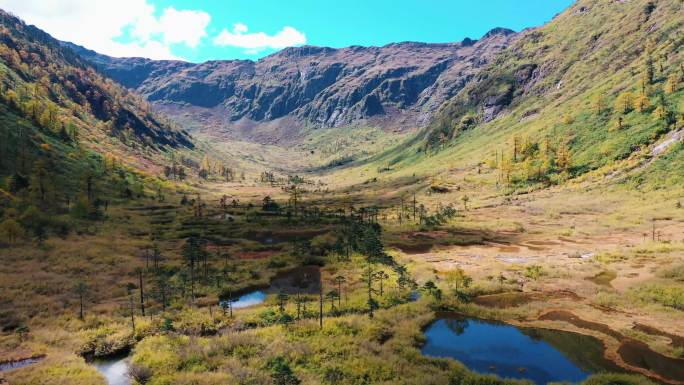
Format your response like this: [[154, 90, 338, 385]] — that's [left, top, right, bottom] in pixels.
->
[[0, 9, 197, 221], [400, 0, 684, 188], [0, 12, 193, 150], [0, 11, 194, 175], [66, 29, 516, 142]]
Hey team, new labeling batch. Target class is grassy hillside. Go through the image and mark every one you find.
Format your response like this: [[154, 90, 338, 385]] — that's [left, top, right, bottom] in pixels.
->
[[0, 10, 192, 150], [356, 0, 683, 191], [0, 9, 209, 248]]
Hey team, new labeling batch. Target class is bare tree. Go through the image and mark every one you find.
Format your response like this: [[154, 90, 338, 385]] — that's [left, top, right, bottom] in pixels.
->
[[374, 271, 389, 296], [333, 275, 346, 308], [74, 282, 88, 320], [319, 284, 323, 329], [137, 268, 145, 317]]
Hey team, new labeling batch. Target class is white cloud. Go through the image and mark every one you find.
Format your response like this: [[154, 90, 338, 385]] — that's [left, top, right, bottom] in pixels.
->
[[213, 23, 306, 53], [133, 7, 210, 48], [232, 22, 249, 34], [105, 40, 180, 61], [0, 0, 210, 60]]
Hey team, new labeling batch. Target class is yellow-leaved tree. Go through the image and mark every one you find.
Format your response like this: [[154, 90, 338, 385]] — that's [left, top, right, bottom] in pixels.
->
[[634, 92, 650, 113], [614, 92, 634, 115], [665, 74, 679, 94]]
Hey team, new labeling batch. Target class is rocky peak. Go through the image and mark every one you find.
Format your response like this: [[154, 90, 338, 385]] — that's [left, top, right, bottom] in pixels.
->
[[65, 30, 518, 142], [482, 27, 516, 39]]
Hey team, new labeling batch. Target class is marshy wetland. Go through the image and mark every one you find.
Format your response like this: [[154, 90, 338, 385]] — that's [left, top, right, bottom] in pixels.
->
[[3, 178, 681, 385]]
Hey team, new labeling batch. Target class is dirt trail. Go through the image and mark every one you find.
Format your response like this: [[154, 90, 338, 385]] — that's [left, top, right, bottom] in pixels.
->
[[623, 127, 683, 177], [652, 128, 683, 156]]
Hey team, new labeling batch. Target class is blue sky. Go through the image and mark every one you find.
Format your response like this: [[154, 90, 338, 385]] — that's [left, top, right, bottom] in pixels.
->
[[0, 0, 574, 62]]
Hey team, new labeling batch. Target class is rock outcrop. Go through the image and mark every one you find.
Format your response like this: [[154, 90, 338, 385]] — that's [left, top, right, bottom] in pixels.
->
[[64, 28, 516, 141]]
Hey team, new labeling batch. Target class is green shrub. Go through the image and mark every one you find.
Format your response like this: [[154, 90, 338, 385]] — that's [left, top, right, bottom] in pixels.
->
[[582, 373, 656, 385], [630, 284, 684, 310], [267, 356, 300, 385]]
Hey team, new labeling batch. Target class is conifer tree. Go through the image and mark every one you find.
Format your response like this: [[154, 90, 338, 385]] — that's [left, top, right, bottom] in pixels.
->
[[614, 92, 634, 114], [333, 275, 346, 308], [74, 282, 88, 321], [645, 55, 655, 85], [28, 159, 51, 207], [635, 92, 650, 113], [665, 74, 679, 94], [556, 140, 572, 172], [593, 93, 606, 114], [0, 217, 24, 243]]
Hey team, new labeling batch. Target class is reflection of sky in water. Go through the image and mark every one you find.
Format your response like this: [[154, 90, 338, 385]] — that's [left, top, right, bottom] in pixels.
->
[[409, 290, 421, 301], [422, 317, 593, 384], [0, 357, 44, 372], [223, 290, 267, 309], [93, 357, 130, 385]]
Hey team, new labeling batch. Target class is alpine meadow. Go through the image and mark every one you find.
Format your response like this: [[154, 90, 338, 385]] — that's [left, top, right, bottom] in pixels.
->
[[0, 1, 683, 385]]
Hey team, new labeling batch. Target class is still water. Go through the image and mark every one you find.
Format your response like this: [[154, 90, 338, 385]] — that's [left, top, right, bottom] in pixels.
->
[[92, 356, 130, 385], [220, 266, 321, 309], [422, 314, 623, 384], [230, 290, 267, 308]]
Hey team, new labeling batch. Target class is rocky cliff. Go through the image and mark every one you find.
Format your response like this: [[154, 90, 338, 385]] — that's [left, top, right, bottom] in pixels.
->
[[65, 29, 516, 141]]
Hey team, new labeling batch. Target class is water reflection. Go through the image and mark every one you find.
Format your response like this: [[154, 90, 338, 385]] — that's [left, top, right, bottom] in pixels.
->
[[422, 314, 622, 384], [92, 356, 130, 385]]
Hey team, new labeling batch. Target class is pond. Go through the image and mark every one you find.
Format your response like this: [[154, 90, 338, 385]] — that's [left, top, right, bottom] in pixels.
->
[[267, 265, 321, 295], [220, 266, 321, 309], [92, 356, 130, 385], [0, 356, 45, 372], [230, 290, 267, 309], [409, 290, 421, 302], [422, 314, 624, 384]]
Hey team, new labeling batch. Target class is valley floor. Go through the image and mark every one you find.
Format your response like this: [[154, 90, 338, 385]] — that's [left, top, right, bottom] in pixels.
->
[[1, 160, 683, 385]]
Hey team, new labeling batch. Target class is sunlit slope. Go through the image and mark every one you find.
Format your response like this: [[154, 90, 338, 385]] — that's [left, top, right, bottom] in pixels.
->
[[352, 0, 683, 190], [0, 9, 194, 181]]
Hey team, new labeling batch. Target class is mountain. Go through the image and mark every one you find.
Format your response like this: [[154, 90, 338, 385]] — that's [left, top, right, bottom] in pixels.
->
[[64, 29, 516, 142], [406, 0, 683, 187], [0, 9, 196, 213], [58, 0, 684, 188], [0, 8, 193, 165]]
